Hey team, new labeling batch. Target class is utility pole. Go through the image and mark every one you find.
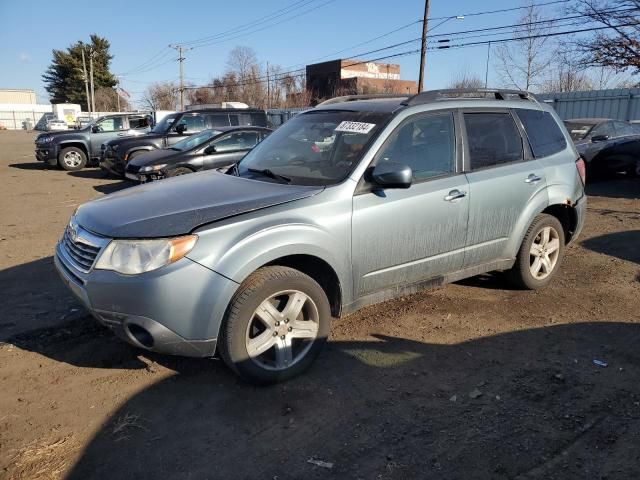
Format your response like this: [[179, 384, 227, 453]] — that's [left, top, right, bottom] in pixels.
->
[[417, 0, 431, 92], [89, 49, 96, 113], [169, 44, 191, 110], [81, 46, 91, 113], [116, 79, 121, 112], [484, 42, 491, 89], [266, 61, 271, 110]]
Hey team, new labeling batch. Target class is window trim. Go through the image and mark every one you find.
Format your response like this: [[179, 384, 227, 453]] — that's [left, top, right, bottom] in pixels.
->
[[355, 109, 462, 195], [459, 108, 531, 172]]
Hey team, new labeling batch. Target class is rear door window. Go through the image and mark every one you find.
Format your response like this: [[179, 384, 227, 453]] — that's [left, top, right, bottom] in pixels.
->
[[516, 109, 567, 158], [206, 114, 231, 128], [613, 121, 636, 137], [463, 112, 524, 170]]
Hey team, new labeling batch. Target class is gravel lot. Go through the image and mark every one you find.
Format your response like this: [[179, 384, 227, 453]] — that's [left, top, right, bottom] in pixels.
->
[[1, 130, 639, 479]]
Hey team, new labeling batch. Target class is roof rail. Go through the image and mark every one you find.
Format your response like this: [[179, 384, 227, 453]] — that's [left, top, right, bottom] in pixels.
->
[[402, 88, 536, 106], [317, 93, 410, 106]]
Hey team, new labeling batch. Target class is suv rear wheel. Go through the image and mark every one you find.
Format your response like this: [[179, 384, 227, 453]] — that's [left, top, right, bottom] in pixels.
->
[[219, 266, 331, 385], [507, 214, 565, 289], [58, 147, 87, 171]]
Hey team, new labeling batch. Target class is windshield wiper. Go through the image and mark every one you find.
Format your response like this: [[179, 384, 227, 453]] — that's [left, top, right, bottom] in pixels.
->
[[247, 168, 291, 183]]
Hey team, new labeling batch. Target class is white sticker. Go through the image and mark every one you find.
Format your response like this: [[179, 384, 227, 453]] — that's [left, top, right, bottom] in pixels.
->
[[335, 121, 376, 134]]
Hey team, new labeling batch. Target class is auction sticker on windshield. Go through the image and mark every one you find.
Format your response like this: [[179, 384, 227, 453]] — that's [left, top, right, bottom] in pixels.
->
[[335, 121, 376, 134]]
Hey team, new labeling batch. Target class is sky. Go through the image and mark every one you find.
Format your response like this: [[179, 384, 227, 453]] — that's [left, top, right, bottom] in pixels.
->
[[0, 0, 573, 105]]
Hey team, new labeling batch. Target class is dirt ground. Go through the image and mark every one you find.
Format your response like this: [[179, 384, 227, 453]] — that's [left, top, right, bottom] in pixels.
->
[[0, 129, 639, 480]]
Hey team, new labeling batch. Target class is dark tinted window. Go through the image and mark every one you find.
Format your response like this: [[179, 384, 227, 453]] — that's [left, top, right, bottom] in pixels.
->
[[613, 121, 636, 136], [517, 109, 567, 158], [213, 131, 260, 152], [128, 115, 151, 129], [177, 114, 206, 132], [375, 112, 455, 181], [464, 113, 523, 169], [229, 112, 268, 127], [206, 114, 231, 127], [591, 121, 615, 138]]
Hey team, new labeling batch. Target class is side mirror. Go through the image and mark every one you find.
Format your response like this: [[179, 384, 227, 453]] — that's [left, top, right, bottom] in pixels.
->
[[175, 124, 187, 134], [203, 144, 217, 155], [591, 134, 609, 142], [371, 162, 412, 189], [91, 125, 100, 133]]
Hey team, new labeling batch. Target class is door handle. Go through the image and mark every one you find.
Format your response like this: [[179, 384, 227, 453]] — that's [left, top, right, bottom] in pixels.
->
[[525, 174, 542, 184], [444, 189, 467, 202]]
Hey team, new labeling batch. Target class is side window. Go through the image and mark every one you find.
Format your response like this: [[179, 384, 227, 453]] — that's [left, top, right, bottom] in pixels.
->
[[590, 122, 615, 138], [206, 114, 231, 127], [213, 131, 259, 152], [464, 113, 523, 170], [128, 115, 151, 129], [177, 114, 206, 132], [516, 109, 567, 158], [374, 112, 456, 181], [95, 117, 124, 132], [613, 121, 636, 136]]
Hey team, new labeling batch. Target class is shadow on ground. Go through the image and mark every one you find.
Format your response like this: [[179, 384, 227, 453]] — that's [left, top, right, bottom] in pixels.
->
[[66, 169, 132, 194], [10, 320, 640, 480], [585, 177, 639, 199], [582, 230, 640, 265], [8, 162, 50, 170]]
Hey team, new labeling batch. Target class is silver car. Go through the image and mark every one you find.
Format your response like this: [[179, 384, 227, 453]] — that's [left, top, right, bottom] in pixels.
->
[[55, 89, 587, 384]]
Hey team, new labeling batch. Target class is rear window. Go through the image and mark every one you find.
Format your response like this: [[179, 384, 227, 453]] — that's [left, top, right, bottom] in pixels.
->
[[464, 113, 523, 170], [517, 109, 567, 157]]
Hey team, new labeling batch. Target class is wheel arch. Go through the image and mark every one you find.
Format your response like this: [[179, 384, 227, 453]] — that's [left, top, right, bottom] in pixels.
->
[[58, 141, 89, 158]]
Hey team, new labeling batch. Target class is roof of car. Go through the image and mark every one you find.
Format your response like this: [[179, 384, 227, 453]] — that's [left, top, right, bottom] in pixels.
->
[[313, 98, 407, 113], [182, 108, 266, 113], [565, 118, 612, 124], [205, 126, 272, 133]]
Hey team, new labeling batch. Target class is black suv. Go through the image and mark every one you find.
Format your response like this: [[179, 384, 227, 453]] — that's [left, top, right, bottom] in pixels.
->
[[100, 108, 268, 176], [35, 113, 152, 171]]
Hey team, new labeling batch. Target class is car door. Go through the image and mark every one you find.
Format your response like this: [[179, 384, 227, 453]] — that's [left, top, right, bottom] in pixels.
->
[[461, 109, 547, 267], [201, 130, 261, 170], [351, 110, 469, 297], [89, 116, 127, 155]]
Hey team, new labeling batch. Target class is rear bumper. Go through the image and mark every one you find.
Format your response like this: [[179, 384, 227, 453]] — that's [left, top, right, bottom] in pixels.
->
[[569, 194, 587, 245], [54, 241, 239, 357]]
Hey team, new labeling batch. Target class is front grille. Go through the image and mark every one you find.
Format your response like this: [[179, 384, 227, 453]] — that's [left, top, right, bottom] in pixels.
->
[[62, 228, 101, 271]]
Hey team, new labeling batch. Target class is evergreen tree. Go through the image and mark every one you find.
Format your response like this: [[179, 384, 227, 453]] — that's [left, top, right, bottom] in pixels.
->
[[42, 34, 117, 106]]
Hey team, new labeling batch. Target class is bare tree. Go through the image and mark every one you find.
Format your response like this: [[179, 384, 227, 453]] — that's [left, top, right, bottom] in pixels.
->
[[141, 82, 178, 110], [495, 1, 555, 90], [94, 87, 130, 111], [540, 43, 594, 92], [447, 71, 485, 89], [574, 0, 640, 72]]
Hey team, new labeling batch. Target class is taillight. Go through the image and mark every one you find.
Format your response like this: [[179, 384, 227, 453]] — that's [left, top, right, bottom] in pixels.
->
[[576, 156, 586, 186]]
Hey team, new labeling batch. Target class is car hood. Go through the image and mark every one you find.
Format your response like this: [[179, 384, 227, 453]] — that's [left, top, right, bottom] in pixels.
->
[[36, 129, 81, 141], [75, 172, 323, 238], [129, 148, 179, 167]]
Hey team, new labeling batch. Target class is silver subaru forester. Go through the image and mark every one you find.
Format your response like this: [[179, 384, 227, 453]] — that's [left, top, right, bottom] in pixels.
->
[[55, 89, 587, 384]]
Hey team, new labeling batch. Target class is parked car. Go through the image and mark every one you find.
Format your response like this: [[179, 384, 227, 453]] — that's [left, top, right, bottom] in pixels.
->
[[47, 119, 68, 131], [55, 89, 586, 384], [75, 116, 93, 129], [35, 113, 152, 171], [564, 118, 640, 177], [100, 108, 268, 176], [125, 127, 272, 182]]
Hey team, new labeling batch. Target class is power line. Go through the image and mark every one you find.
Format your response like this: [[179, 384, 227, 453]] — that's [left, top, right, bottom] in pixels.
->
[[427, 0, 571, 21]]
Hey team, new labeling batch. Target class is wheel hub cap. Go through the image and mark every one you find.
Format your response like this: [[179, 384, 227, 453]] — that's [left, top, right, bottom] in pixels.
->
[[529, 226, 560, 280]]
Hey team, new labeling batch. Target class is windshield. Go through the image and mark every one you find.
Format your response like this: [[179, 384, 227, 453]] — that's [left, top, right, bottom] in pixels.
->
[[237, 110, 389, 186], [171, 129, 222, 151], [564, 122, 595, 141], [152, 114, 178, 134]]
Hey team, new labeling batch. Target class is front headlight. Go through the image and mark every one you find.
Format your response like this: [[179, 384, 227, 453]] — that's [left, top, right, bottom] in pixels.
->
[[39, 136, 53, 143], [94, 235, 197, 275], [140, 164, 167, 173]]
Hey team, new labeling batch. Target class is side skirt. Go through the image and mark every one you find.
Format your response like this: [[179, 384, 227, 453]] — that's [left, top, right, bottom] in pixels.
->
[[341, 258, 515, 316]]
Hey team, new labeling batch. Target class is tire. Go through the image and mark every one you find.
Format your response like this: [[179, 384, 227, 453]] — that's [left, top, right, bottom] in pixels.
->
[[218, 266, 332, 385], [58, 147, 87, 171], [506, 214, 565, 290], [166, 167, 194, 177]]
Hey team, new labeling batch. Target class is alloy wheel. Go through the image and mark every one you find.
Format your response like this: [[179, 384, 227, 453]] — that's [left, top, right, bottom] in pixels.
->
[[63, 151, 82, 168], [245, 290, 319, 371], [529, 226, 561, 280]]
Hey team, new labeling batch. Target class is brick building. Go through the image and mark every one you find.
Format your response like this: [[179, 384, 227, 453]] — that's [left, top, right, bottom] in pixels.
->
[[306, 59, 417, 102]]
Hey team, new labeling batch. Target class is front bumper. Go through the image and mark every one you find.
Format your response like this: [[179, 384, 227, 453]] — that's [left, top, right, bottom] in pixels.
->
[[35, 144, 59, 165], [99, 150, 125, 176], [54, 240, 239, 357]]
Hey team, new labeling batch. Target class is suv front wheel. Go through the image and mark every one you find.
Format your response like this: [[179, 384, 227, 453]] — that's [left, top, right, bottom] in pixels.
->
[[219, 266, 331, 384], [507, 214, 565, 289], [58, 147, 87, 171]]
